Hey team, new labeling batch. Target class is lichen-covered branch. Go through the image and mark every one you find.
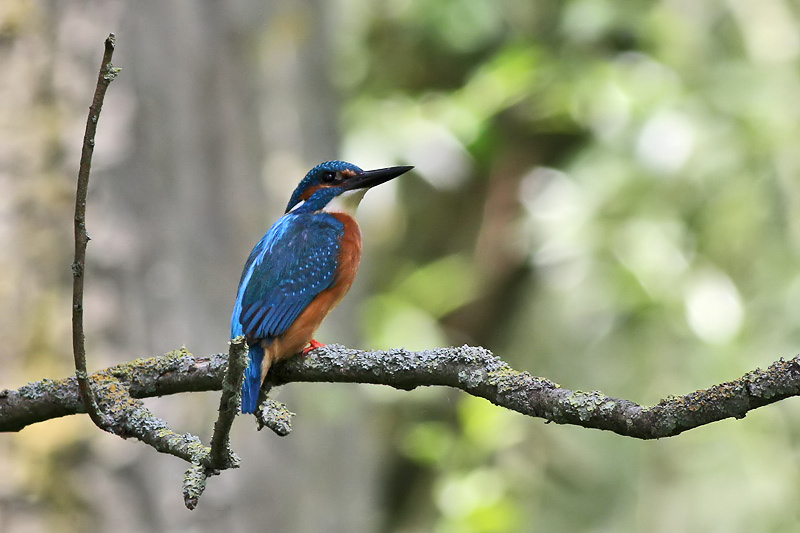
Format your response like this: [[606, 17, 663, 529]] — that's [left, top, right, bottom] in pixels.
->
[[182, 338, 247, 510], [271, 345, 800, 439], [209, 337, 247, 468], [256, 398, 295, 436], [91, 372, 210, 464], [0, 348, 225, 433], [3, 345, 800, 439]]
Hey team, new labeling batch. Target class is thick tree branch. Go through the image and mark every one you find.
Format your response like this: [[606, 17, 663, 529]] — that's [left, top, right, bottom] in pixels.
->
[[3, 345, 799, 439], [5, 344, 800, 509], [272, 346, 800, 438], [72, 33, 121, 430], [0, 348, 225, 433]]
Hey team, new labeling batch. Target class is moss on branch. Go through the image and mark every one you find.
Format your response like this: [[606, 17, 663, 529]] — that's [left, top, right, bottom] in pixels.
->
[[3, 345, 800, 440]]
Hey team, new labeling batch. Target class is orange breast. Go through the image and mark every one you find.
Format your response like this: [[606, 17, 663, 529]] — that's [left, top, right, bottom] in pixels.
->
[[265, 213, 362, 366]]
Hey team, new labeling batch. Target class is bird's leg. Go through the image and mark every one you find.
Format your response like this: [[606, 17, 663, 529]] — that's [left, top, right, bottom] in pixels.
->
[[302, 338, 326, 355]]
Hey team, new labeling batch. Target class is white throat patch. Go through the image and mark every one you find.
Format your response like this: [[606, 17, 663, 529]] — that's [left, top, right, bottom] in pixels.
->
[[324, 189, 367, 215]]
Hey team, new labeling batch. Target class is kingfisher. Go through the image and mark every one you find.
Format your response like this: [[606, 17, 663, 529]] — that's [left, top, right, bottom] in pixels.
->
[[231, 160, 413, 413]]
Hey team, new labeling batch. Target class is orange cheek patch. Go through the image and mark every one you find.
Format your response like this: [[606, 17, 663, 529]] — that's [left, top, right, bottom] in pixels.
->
[[300, 184, 323, 201], [300, 181, 343, 201]]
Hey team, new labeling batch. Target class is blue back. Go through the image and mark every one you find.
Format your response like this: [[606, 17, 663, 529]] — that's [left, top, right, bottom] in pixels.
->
[[231, 211, 345, 412]]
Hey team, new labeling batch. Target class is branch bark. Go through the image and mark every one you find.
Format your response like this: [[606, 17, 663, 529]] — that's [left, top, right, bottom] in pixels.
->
[[209, 337, 247, 468], [0, 348, 224, 433], [3, 345, 799, 439], [5, 343, 800, 508], [183, 337, 247, 510]]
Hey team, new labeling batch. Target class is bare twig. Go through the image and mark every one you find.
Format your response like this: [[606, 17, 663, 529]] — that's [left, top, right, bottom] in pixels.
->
[[72, 33, 121, 430]]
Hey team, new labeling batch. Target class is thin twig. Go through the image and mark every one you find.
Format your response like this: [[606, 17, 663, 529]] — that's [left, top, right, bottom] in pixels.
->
[[72, 34, 120, 430]]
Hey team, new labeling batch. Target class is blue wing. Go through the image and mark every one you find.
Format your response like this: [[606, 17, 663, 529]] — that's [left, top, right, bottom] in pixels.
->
[[233, 212, 344, 342], [231, 212, 344, 413]]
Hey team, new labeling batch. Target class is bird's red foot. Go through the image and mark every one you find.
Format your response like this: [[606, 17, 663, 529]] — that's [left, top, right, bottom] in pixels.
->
[[302, 338, 326, 355]]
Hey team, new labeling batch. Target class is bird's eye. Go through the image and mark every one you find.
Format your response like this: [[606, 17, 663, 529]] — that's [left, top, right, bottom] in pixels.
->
[[322, 171, 336, 183]]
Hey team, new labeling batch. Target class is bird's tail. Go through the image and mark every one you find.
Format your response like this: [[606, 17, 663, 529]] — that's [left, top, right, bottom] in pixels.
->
[[242, 344, 267, 414]]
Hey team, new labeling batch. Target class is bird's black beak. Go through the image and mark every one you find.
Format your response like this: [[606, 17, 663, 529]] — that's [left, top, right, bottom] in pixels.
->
[[344, 165, 413, 191]]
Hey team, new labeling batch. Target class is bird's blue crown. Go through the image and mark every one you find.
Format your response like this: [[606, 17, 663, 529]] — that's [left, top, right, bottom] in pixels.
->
[[285, 160, 364, 213]]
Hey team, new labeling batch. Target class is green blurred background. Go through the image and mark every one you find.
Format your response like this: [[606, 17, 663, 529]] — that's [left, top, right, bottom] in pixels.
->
[[2, 0, 800, 531]]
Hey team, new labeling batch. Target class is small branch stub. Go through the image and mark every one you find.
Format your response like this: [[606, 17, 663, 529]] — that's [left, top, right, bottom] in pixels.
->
[[257, 399, 295, 436], [183, 463, 208, 511]]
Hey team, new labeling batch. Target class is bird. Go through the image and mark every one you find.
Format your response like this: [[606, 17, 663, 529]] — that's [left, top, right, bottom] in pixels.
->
[[231, 160, 413, 413]]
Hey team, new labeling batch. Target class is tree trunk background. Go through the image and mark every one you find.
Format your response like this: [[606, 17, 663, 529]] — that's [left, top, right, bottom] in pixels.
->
[[1, 1, 379, 531]]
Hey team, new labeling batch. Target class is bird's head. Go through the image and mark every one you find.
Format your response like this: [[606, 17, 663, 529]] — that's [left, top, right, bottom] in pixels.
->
[[286, 160, 413, 214]]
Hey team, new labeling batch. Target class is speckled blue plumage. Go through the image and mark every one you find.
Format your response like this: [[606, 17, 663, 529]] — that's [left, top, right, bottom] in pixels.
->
[[232, 212, 345, 412]]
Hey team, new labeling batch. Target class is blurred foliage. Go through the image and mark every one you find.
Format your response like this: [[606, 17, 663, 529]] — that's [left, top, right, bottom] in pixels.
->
[[339, 0, 800, 531]]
